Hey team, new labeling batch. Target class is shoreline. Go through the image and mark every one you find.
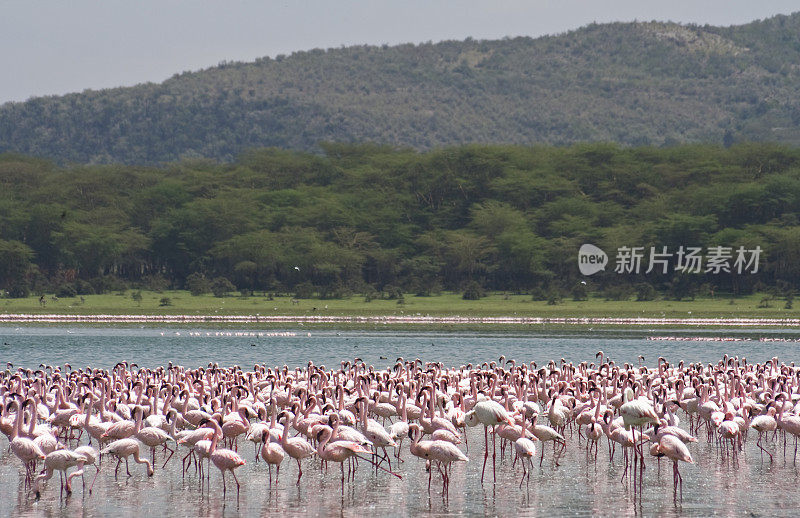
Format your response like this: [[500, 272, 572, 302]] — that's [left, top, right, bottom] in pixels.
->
[[2, 312, 800, 327]]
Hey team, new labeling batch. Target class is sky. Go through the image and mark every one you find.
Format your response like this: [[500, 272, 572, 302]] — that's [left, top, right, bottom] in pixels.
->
[[2, 1, 798, 104]]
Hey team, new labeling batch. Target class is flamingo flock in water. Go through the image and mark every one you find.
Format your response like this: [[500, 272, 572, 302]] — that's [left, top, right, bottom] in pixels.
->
[[1, 352, 800, 502]]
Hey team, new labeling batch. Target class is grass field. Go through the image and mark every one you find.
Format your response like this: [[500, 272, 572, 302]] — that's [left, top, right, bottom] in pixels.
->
[[0, 290, 795, 320]]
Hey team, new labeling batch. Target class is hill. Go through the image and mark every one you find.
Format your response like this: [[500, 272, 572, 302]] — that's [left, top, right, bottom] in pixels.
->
[[1, 14, 800, 164]]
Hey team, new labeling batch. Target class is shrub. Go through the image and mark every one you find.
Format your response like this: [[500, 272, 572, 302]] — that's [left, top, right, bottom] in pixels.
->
[[363, 285, 379, 302], [56, 284, 77, 298], [294, 281, 314, 299], [546, 289, 562, 305], [131, 290, 143, 305], [142, 275, 170, 292], [635, 283, 657, 301], [462, 281, 484, 300], [211, 277, 236, 297], [571, 283, 588, 301], [186, 272, 210, 296], [6, 282, 29, 298], [75, 279, 95, 295], [90, 275, 126, 294], [381, 284, 403, 300], [604, 285, 633, 301]]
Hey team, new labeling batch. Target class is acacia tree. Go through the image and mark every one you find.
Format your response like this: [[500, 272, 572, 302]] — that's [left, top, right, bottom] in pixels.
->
[[0, 239, 34, 296]]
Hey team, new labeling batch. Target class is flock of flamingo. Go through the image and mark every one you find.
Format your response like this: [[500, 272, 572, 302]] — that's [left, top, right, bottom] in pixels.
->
[[1, 352, 799, 504]]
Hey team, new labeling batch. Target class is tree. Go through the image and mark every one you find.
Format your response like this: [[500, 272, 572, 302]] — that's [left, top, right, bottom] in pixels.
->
[[462, 281, 485, 300], [186, 272, 210, 295], [211, 277, 235, 297], [0, 239, 34, 295]]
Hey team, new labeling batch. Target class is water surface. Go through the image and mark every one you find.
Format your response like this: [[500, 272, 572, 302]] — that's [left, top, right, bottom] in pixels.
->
[[1, 326, 799, 517]]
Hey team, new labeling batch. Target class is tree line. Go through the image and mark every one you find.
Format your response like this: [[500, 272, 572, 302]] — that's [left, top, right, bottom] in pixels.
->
[[1, 142, 799, 301]]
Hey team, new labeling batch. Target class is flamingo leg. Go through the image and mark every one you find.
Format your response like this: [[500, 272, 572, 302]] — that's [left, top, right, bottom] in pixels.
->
[[492, 425, 497, 483], [162, 446, 175, 469], [90, 465, 100, 493], [481, 425, 489, 483], [231, 470, 241, 497]]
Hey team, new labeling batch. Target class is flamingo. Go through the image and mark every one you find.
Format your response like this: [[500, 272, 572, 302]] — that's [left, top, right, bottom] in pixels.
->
[[200, 418, 246, 497], [530, 412, 566, 467], [8, 398, 46, 488], [32, 448, 87, 499], [277, 411, 316, 485], [101, 438, 154, 478], [315, 425, 372, 490], [465, 397, 514, 483], [426, 439, 468, 496], [750, 403, 778, 462], [260, 429, 285, 488], [69, 445, 100, 494], [513, 414, 538, 487], [651, 434, 693, 499]]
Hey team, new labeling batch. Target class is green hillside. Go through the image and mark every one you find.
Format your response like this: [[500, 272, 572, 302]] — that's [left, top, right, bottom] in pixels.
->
[[2, 14, 800, 164]]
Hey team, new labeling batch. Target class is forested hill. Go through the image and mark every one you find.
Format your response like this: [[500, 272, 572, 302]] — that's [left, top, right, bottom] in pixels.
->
[[2, 14, 800, 164]]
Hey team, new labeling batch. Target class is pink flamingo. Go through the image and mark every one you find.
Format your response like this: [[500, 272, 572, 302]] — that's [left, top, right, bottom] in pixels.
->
[[69, 445, 100, 494], [101, 438, 154, 478], [652, 434, 693, 499], [260, 428, 285, 488], [8, 398, 46, 488], [32, 448, 86, 499], [427, 439, 468, 496], [465, 398, 514, 483], [513, 414, 538, 488], [277, 411, 316, 485], [201, 418, 246, 497], [316, 425, 372, 491], [750, 403, 777, 462]]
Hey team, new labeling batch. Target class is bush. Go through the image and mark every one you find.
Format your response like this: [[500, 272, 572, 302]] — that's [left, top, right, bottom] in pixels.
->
[[211, 277, 236, 297], [6, 282, 30, 298], [530, 287, 548, 301], [131, 290, 143, 305], [159, 297, 172, 306], [186, 272, 210, 296], [319, 284, 349, 299], [462, 281, 484, 300], [381, 284, 403, 300], [89, 275, 126, 294], [142, 274, 170, 292], [56, 284, 77, 298], [75, 279, 95, 295], [294, 281, 314, 299], [635, 283, 656, 301], [546, 289, 562, 305], [363, 285, 379, 302], [571, 283, 588, 301], [604, 285, 633, 301]]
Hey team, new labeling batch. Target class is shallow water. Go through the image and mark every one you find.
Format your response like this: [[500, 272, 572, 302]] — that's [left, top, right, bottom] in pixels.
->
[[2, 326, 800, 370], [1, 326, 800, 517]]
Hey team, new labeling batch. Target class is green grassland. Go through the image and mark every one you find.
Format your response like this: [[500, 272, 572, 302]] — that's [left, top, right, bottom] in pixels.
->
[[1, 290, 795, 320]]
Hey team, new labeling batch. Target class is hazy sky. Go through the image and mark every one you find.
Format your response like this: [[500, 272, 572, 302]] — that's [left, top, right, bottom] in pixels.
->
[[2, 1, 798, 104]]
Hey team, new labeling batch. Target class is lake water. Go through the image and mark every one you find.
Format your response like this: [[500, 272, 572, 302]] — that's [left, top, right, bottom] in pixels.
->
[[1, 326, 800, 517]]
